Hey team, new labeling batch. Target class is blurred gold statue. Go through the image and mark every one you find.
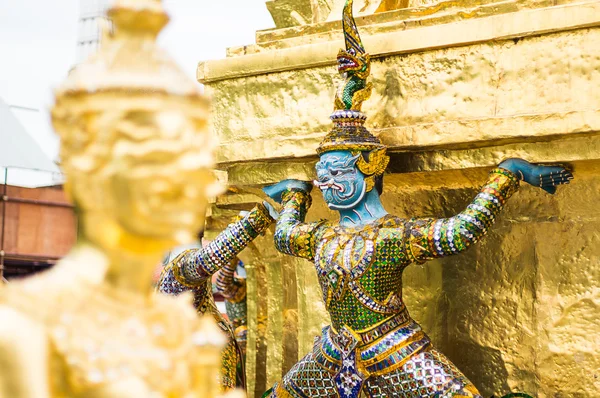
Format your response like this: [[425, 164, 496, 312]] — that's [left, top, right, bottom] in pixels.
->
[[0, 0, 232, 397]]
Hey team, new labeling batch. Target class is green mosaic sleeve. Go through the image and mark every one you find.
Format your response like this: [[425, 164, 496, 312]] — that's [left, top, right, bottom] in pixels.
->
[[169, 203, 275, 287], [273, 189, 327, 261], [406, 168, 520, 263]]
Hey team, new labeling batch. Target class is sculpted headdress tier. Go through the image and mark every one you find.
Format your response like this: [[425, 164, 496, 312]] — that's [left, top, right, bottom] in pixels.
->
[[317, 0, 389, 191]]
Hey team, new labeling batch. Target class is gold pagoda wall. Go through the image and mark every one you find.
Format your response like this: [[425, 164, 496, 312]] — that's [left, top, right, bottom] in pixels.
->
[[200, 1, 600, 396]]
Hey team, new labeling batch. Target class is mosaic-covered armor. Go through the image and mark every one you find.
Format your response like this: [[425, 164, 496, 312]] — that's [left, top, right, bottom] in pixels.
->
[[157, 203, 274, 390], [276, 168, 519, 331], [269, 170, 517, 397], [263, 1, 571, 396]]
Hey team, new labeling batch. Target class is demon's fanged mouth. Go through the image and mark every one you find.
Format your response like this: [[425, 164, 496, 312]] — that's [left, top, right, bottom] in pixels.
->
[[338, 54, 359, 72]]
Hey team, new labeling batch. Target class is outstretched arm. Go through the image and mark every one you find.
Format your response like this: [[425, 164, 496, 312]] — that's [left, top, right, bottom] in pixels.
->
[[407, 160, 572, 263], [264, 180, 326, 261], [158, 203, 274, 290]]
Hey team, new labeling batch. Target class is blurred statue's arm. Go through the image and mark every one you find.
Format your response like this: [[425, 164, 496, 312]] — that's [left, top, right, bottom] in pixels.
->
[[215, 259, 245, 303], [0, 307, 49, 398], [169, 203, 275, 287]]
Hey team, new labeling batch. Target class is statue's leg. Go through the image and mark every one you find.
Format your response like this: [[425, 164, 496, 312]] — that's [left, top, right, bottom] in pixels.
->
[[266, 339, 340, 398], [362, 347, 482, 398]]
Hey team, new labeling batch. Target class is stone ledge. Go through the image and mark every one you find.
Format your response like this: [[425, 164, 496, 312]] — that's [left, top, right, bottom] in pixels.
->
[[198, 1, 600, 83], [219, 133, 600, 186], [257, 0, 508, 44], [240, 0, 566, 56], [213, 110, 600, 164], [207, 23, 600, 164]]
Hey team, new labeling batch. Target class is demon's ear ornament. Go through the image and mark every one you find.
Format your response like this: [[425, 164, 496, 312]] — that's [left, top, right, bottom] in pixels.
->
[[352, 148, 390, 192], [354, 148, 390, 177]]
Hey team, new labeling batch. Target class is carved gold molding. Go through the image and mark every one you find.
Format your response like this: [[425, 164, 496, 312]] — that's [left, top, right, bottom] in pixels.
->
[[200, 1, 600, 83]]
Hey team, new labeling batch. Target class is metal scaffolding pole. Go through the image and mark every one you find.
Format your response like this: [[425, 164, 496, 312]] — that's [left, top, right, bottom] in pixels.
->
[[0, 168, 7, 282]]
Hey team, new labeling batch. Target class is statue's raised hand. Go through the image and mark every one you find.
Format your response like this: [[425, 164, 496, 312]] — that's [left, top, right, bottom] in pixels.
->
[[499, 158, 573, 194], [263, 179, 313, 204]]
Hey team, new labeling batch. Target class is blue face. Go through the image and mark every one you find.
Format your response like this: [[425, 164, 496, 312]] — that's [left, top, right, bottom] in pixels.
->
[[314, 150, 367, 210]]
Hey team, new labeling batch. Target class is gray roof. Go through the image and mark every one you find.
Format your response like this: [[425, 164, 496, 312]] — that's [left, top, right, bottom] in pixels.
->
[[0, 97, 60, 176], [0, 97, 63, 188]]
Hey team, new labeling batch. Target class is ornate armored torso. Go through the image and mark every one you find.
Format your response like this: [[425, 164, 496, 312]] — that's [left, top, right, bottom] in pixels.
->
[[314, 216, 410, 331], [269, 170, 520, 398], [277, 168, 519, 337]]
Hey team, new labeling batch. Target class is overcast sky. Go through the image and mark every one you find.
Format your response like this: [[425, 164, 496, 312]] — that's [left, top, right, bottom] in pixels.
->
[[0, 0, 274, 168]]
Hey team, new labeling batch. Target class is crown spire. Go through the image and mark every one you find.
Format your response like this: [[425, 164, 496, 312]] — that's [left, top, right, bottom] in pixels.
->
[[342, 0, 366, 55], [316, 0, 389, 189], [317, 0, 382, 156]]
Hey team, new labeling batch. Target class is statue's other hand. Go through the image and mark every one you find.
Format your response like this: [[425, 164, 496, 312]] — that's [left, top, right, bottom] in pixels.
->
[[263, 179, 313, 203], [499, 158, 573, 194]]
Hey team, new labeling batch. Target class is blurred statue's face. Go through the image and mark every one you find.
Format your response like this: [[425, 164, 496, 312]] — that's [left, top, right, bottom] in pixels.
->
[[111, 110, 212, 243], [59, 105, 213, 247], [315, 150, 366, 210]]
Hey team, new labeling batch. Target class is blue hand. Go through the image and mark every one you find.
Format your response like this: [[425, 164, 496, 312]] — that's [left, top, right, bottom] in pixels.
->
[[263, 179, 313, 204], [499, 158, 573, 194]]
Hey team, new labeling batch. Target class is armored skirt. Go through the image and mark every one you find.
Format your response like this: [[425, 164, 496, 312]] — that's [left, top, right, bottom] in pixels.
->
[[273, 317, 481, 397], [267, 169, 520, 398]]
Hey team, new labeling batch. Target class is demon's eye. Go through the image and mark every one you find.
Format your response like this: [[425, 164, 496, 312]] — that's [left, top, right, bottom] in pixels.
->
[[331, 170, 340, 176], [349, 48, 356, 55]]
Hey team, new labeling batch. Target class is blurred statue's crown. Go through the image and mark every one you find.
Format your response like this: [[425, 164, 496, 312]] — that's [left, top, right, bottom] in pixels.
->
[[51, 0, 214, 211], [55, 0, 203, 99]]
